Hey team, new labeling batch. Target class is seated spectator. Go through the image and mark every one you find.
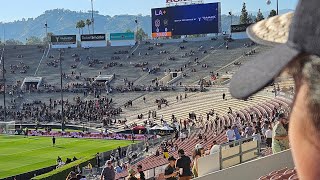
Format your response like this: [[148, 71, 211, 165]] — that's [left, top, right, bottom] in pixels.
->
[[57, 156, 62, 164], [66, 171, 77, 180], [115, 163, 123, 173], [72, 156, 77, 161], [210, 141, 221, 155], [128, 169, 138, 180], [66, 158, 72, 164]]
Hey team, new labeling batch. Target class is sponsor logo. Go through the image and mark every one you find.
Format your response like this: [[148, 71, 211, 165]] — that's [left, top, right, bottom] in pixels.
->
[[81, 34, 106, 41], [51, 35, 76, 45], [154, 9, 167, 16]]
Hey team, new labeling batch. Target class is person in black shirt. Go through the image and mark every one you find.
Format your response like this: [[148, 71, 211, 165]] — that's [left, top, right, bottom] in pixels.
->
[[164, 156, 178, 180], [137, 165, 145, 180], [52, 136, 56, 146], [176, 149, 192, 180]]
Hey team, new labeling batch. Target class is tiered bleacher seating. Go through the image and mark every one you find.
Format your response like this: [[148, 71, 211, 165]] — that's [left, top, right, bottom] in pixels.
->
[[115, 129, 227, 179], [114, 94, 293, 179]]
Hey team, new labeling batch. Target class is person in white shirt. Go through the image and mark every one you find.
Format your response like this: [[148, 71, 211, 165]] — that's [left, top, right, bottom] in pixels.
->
[[210, 141, 221, 155], [226, 126, 236, 147], [265, 126, 273, 147]]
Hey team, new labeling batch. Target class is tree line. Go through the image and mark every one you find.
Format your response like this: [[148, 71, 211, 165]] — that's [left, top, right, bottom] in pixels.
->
[[239, 2, 277, 24]]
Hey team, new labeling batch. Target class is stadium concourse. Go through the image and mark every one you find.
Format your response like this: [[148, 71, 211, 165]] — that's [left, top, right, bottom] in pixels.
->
[[0, 37, 296, 180]]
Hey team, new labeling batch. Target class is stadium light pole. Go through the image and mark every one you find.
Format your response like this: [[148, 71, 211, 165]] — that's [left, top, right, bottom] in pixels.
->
[[44, 21, 50, 44], [267, 0, 279, 15], [229, 11, 233, 37], [91, 0, 95, 34], [59, 50, 65, 131], [1, 47, 6, 122]]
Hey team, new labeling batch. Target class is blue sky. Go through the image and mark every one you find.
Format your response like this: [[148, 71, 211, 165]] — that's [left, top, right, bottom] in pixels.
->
[[1, 0, 298, 22]]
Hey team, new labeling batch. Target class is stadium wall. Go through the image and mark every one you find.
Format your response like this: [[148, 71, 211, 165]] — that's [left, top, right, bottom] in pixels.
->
[[32, 155, 97, 180], [110, 40, 136, 47], [196, 150, 294, 180], [231, 32, 249, 40]]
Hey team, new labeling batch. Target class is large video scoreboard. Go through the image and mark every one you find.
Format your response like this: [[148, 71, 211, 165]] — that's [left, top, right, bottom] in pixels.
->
[[151, 2, 221, 37]]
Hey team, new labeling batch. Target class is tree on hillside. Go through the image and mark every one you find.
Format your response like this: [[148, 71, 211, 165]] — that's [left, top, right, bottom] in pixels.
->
[[255, 9, 265, 22], [76, 20, 86, 35], [86, 19, 92, 34], [43, 32, 54, 44], [136, 28, 147, 41], [5, 39, 23, 45], [268, 10, 277, 18], [80, 20, 86, 34], [76, 21, 81, 35], [240, 2, 249, 24], [126, 29, 133, 33], [26, 36, 43, 45]]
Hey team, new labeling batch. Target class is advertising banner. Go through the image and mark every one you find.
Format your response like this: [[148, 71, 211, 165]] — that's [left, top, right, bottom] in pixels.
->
[[51, 35, 76, 45], [231, 24, 252, 33], [81, 34, 106, 41], [110, 33, 135, 41]]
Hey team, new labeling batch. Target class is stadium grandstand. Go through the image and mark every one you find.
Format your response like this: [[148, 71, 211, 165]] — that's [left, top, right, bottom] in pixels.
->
[[2, 0, 316, 180]]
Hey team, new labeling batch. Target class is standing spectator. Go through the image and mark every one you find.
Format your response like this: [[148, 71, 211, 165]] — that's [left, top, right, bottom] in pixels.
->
[[137, 165, 145, 180], [272, 113, 289, 153], [265, 126, 273, 147], [164, 156, 178, 180], [232, 125, 241, 140], [163, 146, 169, 159], [222, 93, 226, 100], [96, 153, 100, 167], [192, 148, 202, 178], [145, 141, 149, 153], [100, 160, 115, 180], [176, 149, 192, 180], [226, 126, 235, 147], [143, 96, 146, 103], [52, 136, 56, 146], [117, 146, 121, 158]]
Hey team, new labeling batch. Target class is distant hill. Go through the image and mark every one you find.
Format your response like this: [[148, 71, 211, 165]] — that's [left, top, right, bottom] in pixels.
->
[[0, 8, 293, 43]]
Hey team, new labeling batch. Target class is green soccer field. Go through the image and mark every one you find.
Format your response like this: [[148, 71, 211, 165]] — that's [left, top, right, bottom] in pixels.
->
[[0, 135, 133, 179]]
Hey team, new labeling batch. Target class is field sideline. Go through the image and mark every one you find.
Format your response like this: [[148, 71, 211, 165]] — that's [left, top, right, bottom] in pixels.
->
[[0, 135, 133, 179]]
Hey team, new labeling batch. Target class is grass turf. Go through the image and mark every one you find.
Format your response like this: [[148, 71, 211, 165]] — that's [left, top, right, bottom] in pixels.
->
[[0, 135, 133, 179]]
